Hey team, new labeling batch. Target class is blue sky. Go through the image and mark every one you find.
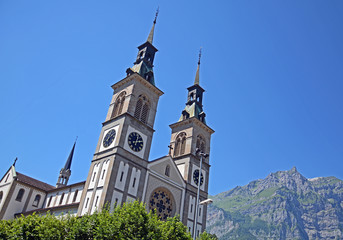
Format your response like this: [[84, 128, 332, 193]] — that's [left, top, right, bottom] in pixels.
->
[[0, 1, 342, 195]]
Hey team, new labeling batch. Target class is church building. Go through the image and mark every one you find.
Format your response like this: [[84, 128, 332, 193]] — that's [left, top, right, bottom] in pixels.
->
[[0, 14, 214, 237]]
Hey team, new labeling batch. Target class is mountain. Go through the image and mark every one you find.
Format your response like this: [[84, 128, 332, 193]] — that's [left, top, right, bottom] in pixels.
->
[[206, 167, 343, 240]]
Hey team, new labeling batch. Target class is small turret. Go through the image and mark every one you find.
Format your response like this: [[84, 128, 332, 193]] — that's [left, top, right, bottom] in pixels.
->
[[179, 48, 207, 124], [56, 139, 76, 188], [127, 8, 159, 86]]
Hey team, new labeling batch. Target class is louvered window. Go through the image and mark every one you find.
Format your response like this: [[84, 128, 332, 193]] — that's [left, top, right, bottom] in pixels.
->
[[134, 95, 150, 124], [196, 135, 206, 153]]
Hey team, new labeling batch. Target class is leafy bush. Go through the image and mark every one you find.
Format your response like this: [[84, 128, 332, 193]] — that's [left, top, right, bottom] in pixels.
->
[[0, 201, 217, 240]]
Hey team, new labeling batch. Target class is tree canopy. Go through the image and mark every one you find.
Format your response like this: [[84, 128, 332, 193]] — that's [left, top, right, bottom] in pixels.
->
[[0, 201, 217, 240]]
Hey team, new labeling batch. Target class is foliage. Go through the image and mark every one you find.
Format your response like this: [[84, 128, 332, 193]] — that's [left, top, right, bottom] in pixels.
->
[[0, 201, 192, 240], [197, 231, 218, 240]]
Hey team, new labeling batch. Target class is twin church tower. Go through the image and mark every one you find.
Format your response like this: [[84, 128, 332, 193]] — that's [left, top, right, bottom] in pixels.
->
[[0, 12, 214, 237]]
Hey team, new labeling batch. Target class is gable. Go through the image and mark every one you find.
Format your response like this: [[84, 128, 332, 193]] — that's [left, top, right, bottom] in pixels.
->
[[0, 166, 16, 186], [148, 156, 185, 187]]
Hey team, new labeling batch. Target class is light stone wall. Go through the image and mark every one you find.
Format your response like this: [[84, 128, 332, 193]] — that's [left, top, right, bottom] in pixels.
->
[[3, 183, 29, 220], [25, 189, 46, 212]]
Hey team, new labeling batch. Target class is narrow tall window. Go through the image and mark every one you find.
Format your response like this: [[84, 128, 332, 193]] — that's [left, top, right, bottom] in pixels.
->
[[132, 178, 136, 188], [165, 165, 170, 177], [174, 132, 186, 157], [94, 196, 99, 208], [120, 172, 124, 182], [32, 194, 41, 207], [101, 169, 106, 180], [15, 189, 25, 202], [47, 196, 53, 207], [180, 135, 186, 155], [59, 193, 65, 205], [85, 198, 89, 208], [111, 91, 126, 118], [73, 190, 79, 203], [0, 191, 3, 204], [92, 172, 96, 182], [134, 95, 150, 124]]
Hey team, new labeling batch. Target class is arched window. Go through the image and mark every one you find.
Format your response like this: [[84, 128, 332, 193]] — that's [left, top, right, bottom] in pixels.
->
[[32, 194, 41, 207], [165, 165, 170, 177], [15, 188, 25, 202], [59, 193, 65, 205], [0, 191, 3, 204], [196, 135, 206, 153], [174, 132, 187, 157], [134, 95, 150, 124], [73, 189, 79, 203], [111, 91, 126, 119]]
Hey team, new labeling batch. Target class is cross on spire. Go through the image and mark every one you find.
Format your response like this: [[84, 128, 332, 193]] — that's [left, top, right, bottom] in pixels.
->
[[147, 7, 159, 44], [194, 47, 202, 85]]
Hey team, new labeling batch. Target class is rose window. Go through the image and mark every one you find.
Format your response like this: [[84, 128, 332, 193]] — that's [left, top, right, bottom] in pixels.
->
[[149, 189, 173, 220]]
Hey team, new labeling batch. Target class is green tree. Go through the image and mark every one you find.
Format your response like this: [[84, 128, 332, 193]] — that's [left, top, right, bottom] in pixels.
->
[[0, 201, 195, 240], [197, 231, 218, 240]]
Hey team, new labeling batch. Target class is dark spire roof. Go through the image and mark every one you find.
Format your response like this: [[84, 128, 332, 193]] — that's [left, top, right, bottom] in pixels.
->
[[64, 138, 76, 170], [147, 7, 159, 44]]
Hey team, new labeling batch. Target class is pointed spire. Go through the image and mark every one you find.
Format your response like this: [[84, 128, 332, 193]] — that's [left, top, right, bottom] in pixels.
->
[[147, 7, 159, 44], [13, 157, 18, 167], [64, 137, 77, 170], [194, 47, 202, 85]]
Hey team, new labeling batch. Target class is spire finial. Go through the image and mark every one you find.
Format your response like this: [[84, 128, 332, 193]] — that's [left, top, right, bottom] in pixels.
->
[[147, 7, 159, 44], [194, 47, 202, 85], [13, 157, 18, 167], [198, 47, 202, 65], [154, 6, 159, 24]]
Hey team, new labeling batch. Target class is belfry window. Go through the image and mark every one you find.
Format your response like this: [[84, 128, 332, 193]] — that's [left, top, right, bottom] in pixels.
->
[[111, 91, 126, 119], [134, 95, 150, 124], [196, 135, 206, 153], [32, 194, 41, 207], [15, 188, 25, 202], [174, 132, 187, 157]]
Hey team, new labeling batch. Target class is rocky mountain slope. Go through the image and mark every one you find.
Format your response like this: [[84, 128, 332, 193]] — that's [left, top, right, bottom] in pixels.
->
[[206, 167, 343, 239]]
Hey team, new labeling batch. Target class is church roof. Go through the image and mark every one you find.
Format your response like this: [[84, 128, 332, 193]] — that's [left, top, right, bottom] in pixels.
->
[[16, 172, 55, 192]]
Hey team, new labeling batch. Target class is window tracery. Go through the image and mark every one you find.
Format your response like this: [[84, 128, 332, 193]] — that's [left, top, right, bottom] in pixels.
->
[[149, 188, 174, 220], [174, 132, 187, 157], [111, 91, 126, 119]]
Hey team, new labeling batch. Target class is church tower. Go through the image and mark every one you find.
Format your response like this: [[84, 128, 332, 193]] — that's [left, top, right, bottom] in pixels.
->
[[169, 50, 214, 235], [77, 11, 163, 215]]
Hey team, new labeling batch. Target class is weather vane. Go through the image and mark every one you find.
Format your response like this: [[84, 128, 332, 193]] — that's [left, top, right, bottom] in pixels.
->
[[198, 47, 202, 65], [154, 7, 159, 24]]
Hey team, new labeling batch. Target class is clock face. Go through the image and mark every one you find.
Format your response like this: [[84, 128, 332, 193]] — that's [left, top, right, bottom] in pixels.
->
[[103, 129, 116, 148], [128, 132, 144, 152], [193, 169, 204, 186]]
